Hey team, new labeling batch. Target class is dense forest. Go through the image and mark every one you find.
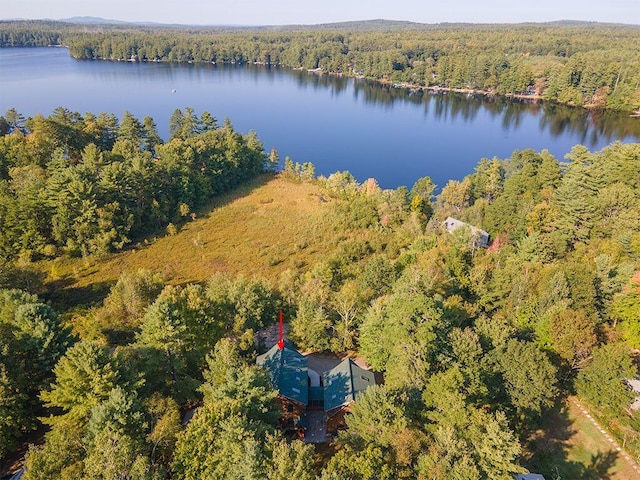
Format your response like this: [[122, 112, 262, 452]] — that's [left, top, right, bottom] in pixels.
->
[[1, 20, 640, 111], [0, 107, 270, 261], [1, 104, 639, 478]]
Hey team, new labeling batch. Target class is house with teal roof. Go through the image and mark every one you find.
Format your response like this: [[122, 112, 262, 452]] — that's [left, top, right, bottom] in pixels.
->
[[257, 341, 308, 405], [257, 342, 376, 438], [322, 358, 376, 433], [256, 341, 309, 433]]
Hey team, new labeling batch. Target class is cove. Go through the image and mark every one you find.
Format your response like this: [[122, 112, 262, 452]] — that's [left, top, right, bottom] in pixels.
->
[[1, 47, 639, 189]]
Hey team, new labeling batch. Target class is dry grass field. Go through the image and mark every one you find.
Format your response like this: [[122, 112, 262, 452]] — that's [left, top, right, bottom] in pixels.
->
[[37, 174, 342, 309]]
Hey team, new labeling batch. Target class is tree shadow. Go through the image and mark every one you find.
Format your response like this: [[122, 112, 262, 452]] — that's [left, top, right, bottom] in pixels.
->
[[590, 451, 620, 479], [175, 173, 274, 220], [523, 399, 620, 480], [40, 276, 114, 312]]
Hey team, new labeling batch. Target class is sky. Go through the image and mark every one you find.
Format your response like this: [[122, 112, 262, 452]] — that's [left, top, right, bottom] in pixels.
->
[[2, 0, 639, 26]]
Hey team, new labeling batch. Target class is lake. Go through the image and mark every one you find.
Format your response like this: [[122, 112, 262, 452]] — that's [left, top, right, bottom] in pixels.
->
[[1, 47, 639, 189]]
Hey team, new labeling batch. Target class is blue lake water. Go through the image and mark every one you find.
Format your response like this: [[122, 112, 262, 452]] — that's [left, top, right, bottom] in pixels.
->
[[1, 47, 639, 189]]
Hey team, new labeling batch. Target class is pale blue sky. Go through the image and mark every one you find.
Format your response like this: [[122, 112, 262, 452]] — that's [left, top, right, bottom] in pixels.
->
[[2, 0, 639, 25]]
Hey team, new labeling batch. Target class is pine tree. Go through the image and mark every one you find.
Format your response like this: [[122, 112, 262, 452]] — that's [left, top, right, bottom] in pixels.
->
[[554, 157, 599, 245], [118, 111, 144, 145], [142, 116, 163, 154], [41, 341, 121, 421]]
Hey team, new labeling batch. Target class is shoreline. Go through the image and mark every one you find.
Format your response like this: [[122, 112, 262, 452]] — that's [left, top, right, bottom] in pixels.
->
[[29, 46, 639, 114], [388, 81, 545, 103], [299, 68, 617, 111]]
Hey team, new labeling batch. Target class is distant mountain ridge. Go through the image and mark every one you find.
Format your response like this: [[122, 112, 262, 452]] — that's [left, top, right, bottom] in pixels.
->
[[59, 16, 176, 27], [55, 17, 426, 30], [1, 17, 637, 31], [49, 17, 640, 29], [60, 16, 128, 25]]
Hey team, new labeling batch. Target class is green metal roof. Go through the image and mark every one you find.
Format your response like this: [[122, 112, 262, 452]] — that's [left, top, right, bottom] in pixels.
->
[[322, 359, 375, 412], [256, 342, 308, 405]]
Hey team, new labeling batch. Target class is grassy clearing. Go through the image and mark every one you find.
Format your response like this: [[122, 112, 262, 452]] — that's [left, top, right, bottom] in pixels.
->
[[37, 174, 340, 310], [524, 397, 639, 480]]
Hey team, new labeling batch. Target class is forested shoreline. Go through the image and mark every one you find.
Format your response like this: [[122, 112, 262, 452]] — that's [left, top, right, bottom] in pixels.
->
[[1, 20, 639, 112], [1, 101, 640, 477]]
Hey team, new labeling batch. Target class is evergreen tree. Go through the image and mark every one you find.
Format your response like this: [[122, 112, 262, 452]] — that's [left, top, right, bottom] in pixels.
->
[[168, 108, 184, 140], [3, 108, 26, 133], [554, 146, 603, 246], [491, 339, 558, 423], [142, 116, 163, 154], [40, 341, 121, 422], [95, 112, 119, 150], [199, 111, 218, 132], [118, 110, 144, 146], [83, 387, 152, 480]]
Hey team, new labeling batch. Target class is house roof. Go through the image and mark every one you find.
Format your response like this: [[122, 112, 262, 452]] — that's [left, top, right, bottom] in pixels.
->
[[444, 216, 489, 237], [256, 342, 308, 405], [514, 474, 546, 480], [443, 216, 490, 246], [322, 358, 375, 412]]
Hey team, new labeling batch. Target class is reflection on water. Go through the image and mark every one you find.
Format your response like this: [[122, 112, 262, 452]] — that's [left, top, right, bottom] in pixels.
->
[[279, 65, 640, 145], [539, 105, 640, 145], [1, 47, 638, 188]]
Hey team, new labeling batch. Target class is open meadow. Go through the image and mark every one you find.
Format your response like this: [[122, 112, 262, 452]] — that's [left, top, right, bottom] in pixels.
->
[[37, 174, 343, 309]]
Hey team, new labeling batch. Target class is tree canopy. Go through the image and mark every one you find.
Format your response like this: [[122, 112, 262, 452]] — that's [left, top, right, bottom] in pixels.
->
[[1, 98, 639, 478]]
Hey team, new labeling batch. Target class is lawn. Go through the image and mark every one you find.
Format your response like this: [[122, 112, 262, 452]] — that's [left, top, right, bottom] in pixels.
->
[[524, 397, 639, 480]]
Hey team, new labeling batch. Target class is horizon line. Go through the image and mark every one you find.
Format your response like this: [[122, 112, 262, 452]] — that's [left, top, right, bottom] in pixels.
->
[[1, 17, 639, 28]]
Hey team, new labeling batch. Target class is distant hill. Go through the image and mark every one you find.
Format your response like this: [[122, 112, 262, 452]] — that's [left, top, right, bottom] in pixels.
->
[[58, 16, 187, 28], [59, 16, 129, 25], [55, 17, 424, 29], [51, 17, 427, 31], [280, 19, 428, 31], [3, 17, 637, 31], [299, 18, 639, 31]]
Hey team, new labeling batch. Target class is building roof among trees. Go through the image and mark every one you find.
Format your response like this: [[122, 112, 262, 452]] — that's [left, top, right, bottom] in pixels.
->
[[322, 358, 375, 412], [444, 216, 490, 247], [256, 342, 308, 405]]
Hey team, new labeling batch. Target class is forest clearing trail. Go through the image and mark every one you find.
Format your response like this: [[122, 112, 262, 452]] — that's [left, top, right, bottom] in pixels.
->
[[569, 396, 640, 479]]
